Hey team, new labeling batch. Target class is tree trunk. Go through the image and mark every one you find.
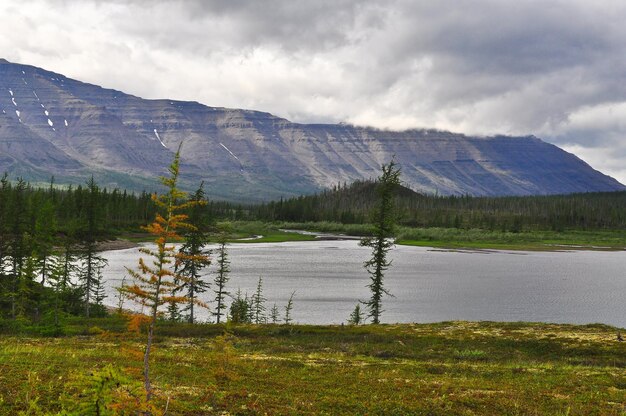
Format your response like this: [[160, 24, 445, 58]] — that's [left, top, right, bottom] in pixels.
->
[[144, 314, 155, 400]]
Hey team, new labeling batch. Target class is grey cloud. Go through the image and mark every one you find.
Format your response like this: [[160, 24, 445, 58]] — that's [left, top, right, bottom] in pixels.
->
[[2, 0, 626, 183]]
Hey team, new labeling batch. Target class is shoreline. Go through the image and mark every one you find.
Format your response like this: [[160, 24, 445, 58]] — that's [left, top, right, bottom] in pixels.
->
[[103, 235, 626, 253], [95, 239, 140, 252]]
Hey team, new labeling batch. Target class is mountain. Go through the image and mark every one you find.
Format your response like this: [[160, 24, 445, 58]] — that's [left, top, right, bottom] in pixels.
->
[[0, 59, 624, 201]]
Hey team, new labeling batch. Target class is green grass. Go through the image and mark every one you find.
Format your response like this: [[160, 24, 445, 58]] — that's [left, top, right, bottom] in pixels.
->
[[274, 221, 626, 251], [1, 319, 625, 415], [396, 228, 626, 251], [117, 221, 626, 251], [118, 222, 317, 245], [217, 221, 317, 243]]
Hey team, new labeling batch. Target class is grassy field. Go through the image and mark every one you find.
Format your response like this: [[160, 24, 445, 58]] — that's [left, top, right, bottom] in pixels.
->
[[116, 221, 626, 251], [1, 318, 625, 415], [273, 222, 626, 251], [395, 228, 626, 251], [119, 221, 317, 245]]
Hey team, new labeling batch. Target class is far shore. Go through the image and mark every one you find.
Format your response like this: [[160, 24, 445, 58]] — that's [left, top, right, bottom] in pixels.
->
[[95, 239, 140, 252], [100, 233, 626, 253]]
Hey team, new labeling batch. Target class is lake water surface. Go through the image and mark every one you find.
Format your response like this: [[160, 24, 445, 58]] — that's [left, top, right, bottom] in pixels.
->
[[102, 241, 626, 327]]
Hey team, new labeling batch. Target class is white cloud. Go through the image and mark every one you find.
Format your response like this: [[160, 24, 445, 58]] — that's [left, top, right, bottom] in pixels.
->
[[562, 144, 626, 185]]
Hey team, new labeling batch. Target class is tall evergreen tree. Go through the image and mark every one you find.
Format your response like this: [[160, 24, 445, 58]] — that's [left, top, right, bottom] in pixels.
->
[[270, 303, 280, 324], [251, 276, 266, 324], [8, 178, 29, 319], [0, 174, 10, 316], [34, 199, 57, 285], [16, 253, 38, 319], [360, 160, 400, 324], [176, 183, 211, 324], [212, 237, 231, 324], [45, 254, 66, 330], [284, 291, 295, 325], [79, 177, 108, 318]]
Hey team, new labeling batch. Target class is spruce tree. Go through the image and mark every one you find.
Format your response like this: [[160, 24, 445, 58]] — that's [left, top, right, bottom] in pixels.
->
[[0, 174, 9, 304], [16, 253, 38, 319], [251, 276, 266, 324], [348, 304, 364, 325], [79, 177, 108, 318], [46, 254, 68, 331], [212, 237, 230, 324], [116, 275, 127, 314], [176, 183, 211, 324], [284, 291, 295, 325], [228, 289, 251, 324], [8, 178, 28, 319], [34, 199, 57, 285], [270, 303, 280, 324], [360, 160, 400, 324]]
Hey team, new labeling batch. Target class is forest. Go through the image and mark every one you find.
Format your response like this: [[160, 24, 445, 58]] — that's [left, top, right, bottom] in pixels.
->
[[251, 180, 626, 231], [0, 174, 149, 329]]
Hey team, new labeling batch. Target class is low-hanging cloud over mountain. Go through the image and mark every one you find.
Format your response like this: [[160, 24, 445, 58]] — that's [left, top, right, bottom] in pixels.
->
[[2, 0, 625, 183]]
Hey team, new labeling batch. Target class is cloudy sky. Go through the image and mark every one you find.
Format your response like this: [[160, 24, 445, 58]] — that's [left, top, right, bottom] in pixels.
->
[[2, 0, 625, 183]]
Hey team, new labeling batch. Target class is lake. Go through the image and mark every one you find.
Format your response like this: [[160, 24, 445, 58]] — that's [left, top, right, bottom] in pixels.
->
[[101, 240, 626, 327]]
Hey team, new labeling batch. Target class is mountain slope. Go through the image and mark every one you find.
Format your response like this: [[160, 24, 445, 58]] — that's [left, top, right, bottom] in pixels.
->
[[0, 59, 623, 200]]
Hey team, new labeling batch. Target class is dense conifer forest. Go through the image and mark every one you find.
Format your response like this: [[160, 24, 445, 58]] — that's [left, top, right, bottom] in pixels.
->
[[0, 174, 154, 327], [249, 181, 626, 232]]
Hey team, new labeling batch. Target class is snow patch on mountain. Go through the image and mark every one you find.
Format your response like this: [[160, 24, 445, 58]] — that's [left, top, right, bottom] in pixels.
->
[[153, 129, 167, 148], [219, 142, 241, 162]]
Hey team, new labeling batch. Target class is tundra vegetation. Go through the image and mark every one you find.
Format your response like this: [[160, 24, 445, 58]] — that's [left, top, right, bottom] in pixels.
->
[[0, 319, 624, 415]]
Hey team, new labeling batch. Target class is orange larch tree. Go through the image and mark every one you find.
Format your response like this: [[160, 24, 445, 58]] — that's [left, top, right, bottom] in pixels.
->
[[123, 146, 207, 400]]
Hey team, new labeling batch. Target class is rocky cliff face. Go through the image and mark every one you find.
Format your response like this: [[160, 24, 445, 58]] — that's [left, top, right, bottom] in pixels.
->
[[0, 59, 623, 200]]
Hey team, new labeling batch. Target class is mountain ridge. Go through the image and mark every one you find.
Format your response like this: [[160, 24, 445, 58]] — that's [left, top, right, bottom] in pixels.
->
[[0, 58, 623, 201]]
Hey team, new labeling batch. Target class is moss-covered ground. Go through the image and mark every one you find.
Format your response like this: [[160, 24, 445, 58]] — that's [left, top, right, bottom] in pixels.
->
[[1, 319, 624, 415]]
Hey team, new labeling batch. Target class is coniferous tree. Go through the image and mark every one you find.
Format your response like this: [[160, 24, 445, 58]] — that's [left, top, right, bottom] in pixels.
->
[[116, 275, 128, 314], [122, 147, 197, 400], [90, 262, 108, 317], [270, 303, 280, 324], [284, 291, 295, 325], [176, 183, 211, 324], [56, 228, 83, 316], [348, 304, 364, 325], [360, 160, 400, 324], [8, 178, 29, 319], [0, 174, 9, 299], [16, 253, 38, 319], [46, 254, 67, 331], [251, 276, 266, 324], [229, 289, 251, 324], [34, 199, 57, 285], [79, 176, 108, 318], [166, 297, 182, 322], [212, 237, 231, 324]]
